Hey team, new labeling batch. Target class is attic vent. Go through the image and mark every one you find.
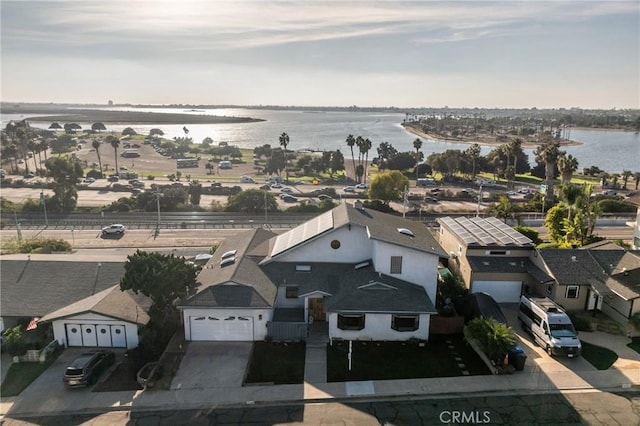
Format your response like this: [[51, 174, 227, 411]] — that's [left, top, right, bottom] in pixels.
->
[[397, 228, 414, 238], [220, 257, 236, 267], [222, 250, 237, 259], [509, 262, 517, 266], [296, 264, 311, 272], [355, 261, 370, 270], [571, 256, 577, 262]]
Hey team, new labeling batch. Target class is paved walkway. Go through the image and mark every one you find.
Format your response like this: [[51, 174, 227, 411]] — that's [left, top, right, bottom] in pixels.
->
[[2, 327, 639, 419]]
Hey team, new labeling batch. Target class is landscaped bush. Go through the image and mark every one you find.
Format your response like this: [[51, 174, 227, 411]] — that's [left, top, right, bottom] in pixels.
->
[[13, 238, 72, 254], [465, 317, 518, 363], [597, 199, 636, 213]]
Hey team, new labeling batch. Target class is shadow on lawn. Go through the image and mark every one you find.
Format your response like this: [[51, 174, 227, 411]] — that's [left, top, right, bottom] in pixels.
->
[[327, 334, 490, 382]]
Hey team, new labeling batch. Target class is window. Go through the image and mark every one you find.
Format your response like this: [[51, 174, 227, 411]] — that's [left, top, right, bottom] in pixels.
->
[[286, 286, 299, 298], [546, 283, 553, 295], [337, 314, 365, 330], [390, 256, 403, 274], [391, 315, 419, 331], [566, 285, 579, 299], [489, 250, 507, 256]]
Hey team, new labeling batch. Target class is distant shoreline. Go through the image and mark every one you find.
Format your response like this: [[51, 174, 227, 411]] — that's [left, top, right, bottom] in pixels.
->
[[401, 123, 583, 148], [0, 106, 264, 125]]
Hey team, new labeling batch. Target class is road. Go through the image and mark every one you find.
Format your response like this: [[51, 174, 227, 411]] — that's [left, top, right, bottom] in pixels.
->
[[3, 391, 638, 425]]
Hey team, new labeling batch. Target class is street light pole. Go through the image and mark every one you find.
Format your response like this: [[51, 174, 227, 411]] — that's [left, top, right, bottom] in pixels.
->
[[40, 188, 48, 227], [155, 190, 161, 237]]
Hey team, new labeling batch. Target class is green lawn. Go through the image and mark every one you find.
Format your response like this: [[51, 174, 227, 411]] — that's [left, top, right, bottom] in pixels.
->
[[581, 341, 618, 370], [327, 334, 490, 382], [627, 340, 640, 355], [1, 352, 61, 397], [244, 342, 306, 385]]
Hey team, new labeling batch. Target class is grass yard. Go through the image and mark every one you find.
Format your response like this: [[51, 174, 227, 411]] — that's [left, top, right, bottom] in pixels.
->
[[628, 340, 640, 355], [244, 342, 306, 385], [581, 341, 618, 370], [327, 334, 490, 382], [1, 352, 61, 397]]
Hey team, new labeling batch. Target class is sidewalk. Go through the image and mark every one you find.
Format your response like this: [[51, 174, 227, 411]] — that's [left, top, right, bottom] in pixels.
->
[[2, 331, 639, 418]]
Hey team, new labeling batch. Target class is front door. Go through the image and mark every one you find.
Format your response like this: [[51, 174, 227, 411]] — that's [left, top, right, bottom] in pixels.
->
[[309, 298, 325, 321]]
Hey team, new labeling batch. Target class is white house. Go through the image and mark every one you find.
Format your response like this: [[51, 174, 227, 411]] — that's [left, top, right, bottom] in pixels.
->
[[178, 202, 448, 342], [40, 285, 151, 349]]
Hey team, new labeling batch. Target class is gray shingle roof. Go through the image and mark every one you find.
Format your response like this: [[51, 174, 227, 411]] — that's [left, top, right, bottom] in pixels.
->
[[182, 228, 277, 308], [262, 261, 435, 314], [1, 260, 125, 318], [40, 284, 151, 325], [467, 257, 554, 283], [263, 203, 447, 262], [539, 249, 640, 300]]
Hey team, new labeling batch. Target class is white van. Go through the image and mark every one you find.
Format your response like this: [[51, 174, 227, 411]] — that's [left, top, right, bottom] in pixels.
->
[[219, 160, 232, 169], [240, 176, 255, 183], [518, 295, 581, 357]]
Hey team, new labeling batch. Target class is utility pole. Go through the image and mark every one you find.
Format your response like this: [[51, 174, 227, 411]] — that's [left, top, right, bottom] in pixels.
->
[[264, 189, 268, 225], [402, 185, 408, 219], [40, 188, 48, 227], [476, 184, 483, 217], [154, 190, 161, 238]]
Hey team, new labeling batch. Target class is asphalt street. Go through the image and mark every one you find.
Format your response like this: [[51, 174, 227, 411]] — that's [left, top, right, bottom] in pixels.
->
[[3, 391, 639, 425]]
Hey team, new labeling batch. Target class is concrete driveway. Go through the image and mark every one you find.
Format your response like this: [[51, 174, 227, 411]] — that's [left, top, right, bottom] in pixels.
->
[[4, 348, 135, 416], [170, 342, 252, 390]]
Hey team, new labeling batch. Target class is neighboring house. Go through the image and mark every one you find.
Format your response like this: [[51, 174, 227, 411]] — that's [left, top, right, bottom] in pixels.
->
[[178, 201, 448, 342], [39, 285, 151, 349], [633, 206, 640, 250], [0, 259, 125, 333], [436, 216, 552, 303], [532, 248, 640, 327]]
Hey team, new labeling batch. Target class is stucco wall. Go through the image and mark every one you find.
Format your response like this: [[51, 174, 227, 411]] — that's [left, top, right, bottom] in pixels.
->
[[275, 225, 371, 263], [371, 240, 439, 302], [275, 285, 305, 309], [553, 285, 588, 311], [327, 312, 430, 341]]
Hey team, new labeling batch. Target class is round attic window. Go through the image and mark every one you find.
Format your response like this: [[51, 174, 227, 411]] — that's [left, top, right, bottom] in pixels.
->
[[331, 239, 341, 249]]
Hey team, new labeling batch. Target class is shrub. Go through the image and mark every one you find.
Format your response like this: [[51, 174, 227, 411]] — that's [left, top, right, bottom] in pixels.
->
[[15, 238, 72, 254], [3, 324, 27, 356], [466, 317, 518, 363], [86, 169, 103, 179]]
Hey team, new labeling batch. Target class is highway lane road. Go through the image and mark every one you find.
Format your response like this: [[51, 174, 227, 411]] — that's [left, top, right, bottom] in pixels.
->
[[0, 228, 274, 250]]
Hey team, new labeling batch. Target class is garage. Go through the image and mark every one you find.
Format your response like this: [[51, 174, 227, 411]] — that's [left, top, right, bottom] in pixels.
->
[[65, 323, 128, 348], [471, 280, 522, 303], [189, 315, 254, 341]]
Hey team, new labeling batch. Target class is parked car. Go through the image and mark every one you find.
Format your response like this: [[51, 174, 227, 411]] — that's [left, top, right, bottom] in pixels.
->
[[280, 187, 293, 193], [240, 176, 255, 183], [318, 194, 332, 200], [108, 175, 120, 182], [63, 350, 115, 388], [355, 183, 368, 189], [282, 194, 298, 203], [102, 224, 126, 235], [343, 186, 356, 192], [429, 188, 441, 194], [83, 177, 96, 184], [270, 183, 283, 189], [129, 179, 144, 188], [517, 188, 530, 194], [424, 196, 439, 203]]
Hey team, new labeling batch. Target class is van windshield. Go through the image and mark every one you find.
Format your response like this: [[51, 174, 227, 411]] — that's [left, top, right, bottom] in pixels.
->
[[549, 323, 577, 338]]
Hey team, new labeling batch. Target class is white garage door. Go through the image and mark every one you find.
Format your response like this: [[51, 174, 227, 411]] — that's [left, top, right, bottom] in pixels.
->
[[189, 315, 253, 341], [472, 281, 522, 303], [65, 323, 128, 348]]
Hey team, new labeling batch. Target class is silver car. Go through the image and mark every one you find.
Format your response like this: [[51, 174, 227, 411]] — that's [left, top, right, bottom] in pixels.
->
[[102, 224, 126, 235]]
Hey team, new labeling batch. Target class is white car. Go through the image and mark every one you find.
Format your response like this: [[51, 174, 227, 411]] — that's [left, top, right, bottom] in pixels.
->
[[355, 183, 368, 189], [343, 186, 356, 192], [101, 224, 126, 235], [83, 177, 96, 184], [280, 187, 293, 193]]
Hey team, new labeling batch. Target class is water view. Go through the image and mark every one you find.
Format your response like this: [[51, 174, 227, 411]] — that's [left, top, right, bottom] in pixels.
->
[[4, 107, 638, 173]]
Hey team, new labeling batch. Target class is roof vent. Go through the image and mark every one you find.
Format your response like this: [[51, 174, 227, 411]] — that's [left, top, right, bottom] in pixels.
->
[[571, 256, 577, 262], [221, 250, 237, 259], [354, 261, 370, 270], [397, 228, 414, 238], [220, 256, 236, 267]]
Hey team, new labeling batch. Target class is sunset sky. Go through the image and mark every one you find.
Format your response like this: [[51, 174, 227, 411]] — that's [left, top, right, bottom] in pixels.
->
[[1, 1, 638, 109]]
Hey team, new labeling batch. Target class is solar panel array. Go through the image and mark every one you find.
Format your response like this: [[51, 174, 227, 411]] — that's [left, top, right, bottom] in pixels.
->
[[271, 210, 334, 257], [440, 216, 532, 247]]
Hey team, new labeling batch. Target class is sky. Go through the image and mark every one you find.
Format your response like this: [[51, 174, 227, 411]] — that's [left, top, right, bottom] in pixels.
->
[[1, 1, 638, 109]]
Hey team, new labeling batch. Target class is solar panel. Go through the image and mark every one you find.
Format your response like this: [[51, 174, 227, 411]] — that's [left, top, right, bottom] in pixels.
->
[[271, 209, 334, 257]]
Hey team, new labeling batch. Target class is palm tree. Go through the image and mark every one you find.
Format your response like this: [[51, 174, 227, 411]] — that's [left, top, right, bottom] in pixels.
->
[[278, 132, 290, 181], [466, 143, 481, 179], [38, 139, 49, 162], [27, 139, 39, 173], [106, 135, 120, 174], [345, 134, 356, 180], [534, 141, 564, 198], [92, 139, 103, 176], [557, 153, 579, 185], [361, 138, 372, 185], [621, 170, 632, 189], [413, 138, 423, 186], [355, 135, 365, 180]]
